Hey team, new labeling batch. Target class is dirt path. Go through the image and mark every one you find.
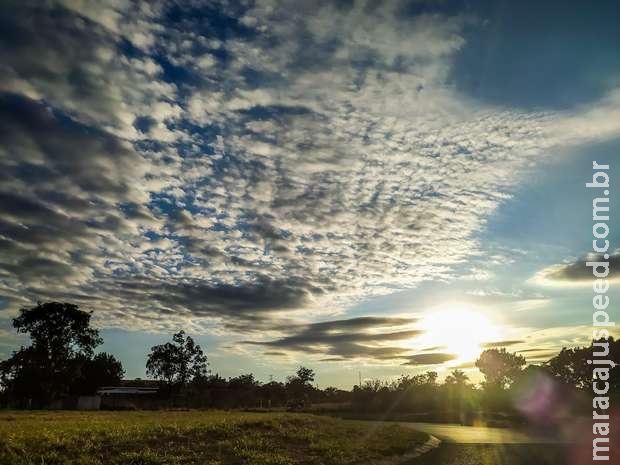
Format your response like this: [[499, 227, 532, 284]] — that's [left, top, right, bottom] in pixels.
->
[[393, 422, 565, 444], [404, 444, 569, 465]]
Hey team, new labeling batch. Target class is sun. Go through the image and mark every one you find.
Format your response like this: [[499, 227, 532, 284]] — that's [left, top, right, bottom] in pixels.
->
[[416, 305, 502, 365]]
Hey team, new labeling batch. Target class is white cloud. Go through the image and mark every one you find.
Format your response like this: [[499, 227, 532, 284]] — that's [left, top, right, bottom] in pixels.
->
[[1, 0, 619, 339]]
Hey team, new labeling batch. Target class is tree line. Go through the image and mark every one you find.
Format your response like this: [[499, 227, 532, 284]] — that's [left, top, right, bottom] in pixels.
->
[[1, 302, 618, 419]]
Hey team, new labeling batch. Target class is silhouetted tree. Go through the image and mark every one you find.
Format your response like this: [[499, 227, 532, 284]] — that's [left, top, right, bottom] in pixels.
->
[[546, 337, 618, 391], [76, 352, 124, 395], [394, 371, 439, 412], [445, 369, 469, 388], [0, 302, 105, 407], [146, 331, 209, 396], [296, 366, 315, 385], [476, 348, 526, 390], [260, 380, 286, 408], [546, 346, 589, 389], [441, 369, 474, 422], [476, 348, 525, 413], [0, 347, 49, 407], [285, 366, 316, 408]]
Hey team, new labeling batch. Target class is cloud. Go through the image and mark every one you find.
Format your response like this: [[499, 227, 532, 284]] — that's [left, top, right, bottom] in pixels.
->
[[532, 251, 620, 286], [0, 1, 174, 138], [0, 0, 619, 339], [263, 351, 287, 357], [244, 316, 421, 362], [0, 92, 152, 295], [404, 353, 457, 366], [480, 340, 524, 349], [514, 348, 560, 363]]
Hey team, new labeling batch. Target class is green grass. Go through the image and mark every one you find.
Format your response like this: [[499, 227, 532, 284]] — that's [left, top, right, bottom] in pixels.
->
[[0, 410, 428, 465]]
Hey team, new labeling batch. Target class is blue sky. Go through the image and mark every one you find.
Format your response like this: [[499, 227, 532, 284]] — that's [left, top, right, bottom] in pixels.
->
[[0, 0, 619, 387]]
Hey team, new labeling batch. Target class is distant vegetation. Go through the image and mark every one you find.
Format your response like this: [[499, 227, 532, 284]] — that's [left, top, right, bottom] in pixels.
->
[[1, 302, 618, 423]]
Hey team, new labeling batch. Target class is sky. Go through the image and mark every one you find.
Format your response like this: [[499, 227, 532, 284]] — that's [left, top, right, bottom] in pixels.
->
[[0, 0, 619, 388]]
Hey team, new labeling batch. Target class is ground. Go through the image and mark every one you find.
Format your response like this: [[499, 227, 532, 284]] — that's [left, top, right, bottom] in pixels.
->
[[406, 444, 569, 465], [0, 410, 428, 465]]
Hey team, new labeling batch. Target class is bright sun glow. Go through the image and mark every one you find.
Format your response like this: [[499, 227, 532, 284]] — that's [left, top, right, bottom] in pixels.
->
[[416, 305, 503, 365]]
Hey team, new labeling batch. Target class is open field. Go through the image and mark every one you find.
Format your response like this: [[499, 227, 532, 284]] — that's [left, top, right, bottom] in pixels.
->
[[0, 410, 428, 465]]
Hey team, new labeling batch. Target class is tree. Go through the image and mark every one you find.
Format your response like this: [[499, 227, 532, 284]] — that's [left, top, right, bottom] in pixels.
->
[[0, 302, 105, 406], [285, 366, 316, 408], [0, 347, 50, 406], [546, 337, 618, 391], [77, 352, 124, 395], [442, 369, 474, 420], [13, 301, 102, 363], [260, 380, 286, 408], [546, 347, 589, 389], [445, 369, 470, 388], [146, 331, 209, 395], [476, 348, 526, 390], [228, 373, 259, 390], [227, 374, 261, 408], [394, 371, 439, 412], [296, 366, 315, 385]]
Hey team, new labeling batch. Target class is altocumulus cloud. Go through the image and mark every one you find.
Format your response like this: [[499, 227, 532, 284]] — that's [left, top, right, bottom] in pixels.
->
[[1, 0, 620, 340]]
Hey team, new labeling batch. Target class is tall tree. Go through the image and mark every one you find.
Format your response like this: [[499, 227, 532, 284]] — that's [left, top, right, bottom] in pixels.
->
[[546, 337, 618, 391], [146, 331, 209, 394], [444, 369, 470, 388], [442, 369, 473, 417], [77, 352, 125, 395], [285, 366, 316, 407], [13, 302, 102, 363], [476, 348, 526, 390], [295, 366, 315, 385], [0, 302, 108, 406]]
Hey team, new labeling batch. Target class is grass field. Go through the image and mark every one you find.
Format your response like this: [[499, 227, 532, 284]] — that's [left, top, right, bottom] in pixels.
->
[[0, 410, 428, 465]]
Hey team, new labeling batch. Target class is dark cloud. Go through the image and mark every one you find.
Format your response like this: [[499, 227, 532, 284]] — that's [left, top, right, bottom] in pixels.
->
[[536, 251, 620, 283], [420, 345, 448, 352], [403, 353, 457, 366], [0, 92, 145, 297], [0, 92, 141, 205], [281, 316, 419, 333], [480, 340, 524, 349], [516, 347, 552, 353], [0, 91, 321, 329], [516, 348, 559, 362], [244, 316, 420, 361], [110, 275, 313, 317], [0, 1, 165, 131]]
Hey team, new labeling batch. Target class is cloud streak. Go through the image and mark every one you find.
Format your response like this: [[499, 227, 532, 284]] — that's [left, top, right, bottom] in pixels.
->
[[533, 251, 620, 286], [244, 316, 420, 362]]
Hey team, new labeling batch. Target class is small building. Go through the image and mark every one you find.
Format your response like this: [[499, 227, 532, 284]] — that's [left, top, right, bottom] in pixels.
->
[[96, 386, 159, 396], [96, 383, 160, 410], [76, 395, 101, 410]]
